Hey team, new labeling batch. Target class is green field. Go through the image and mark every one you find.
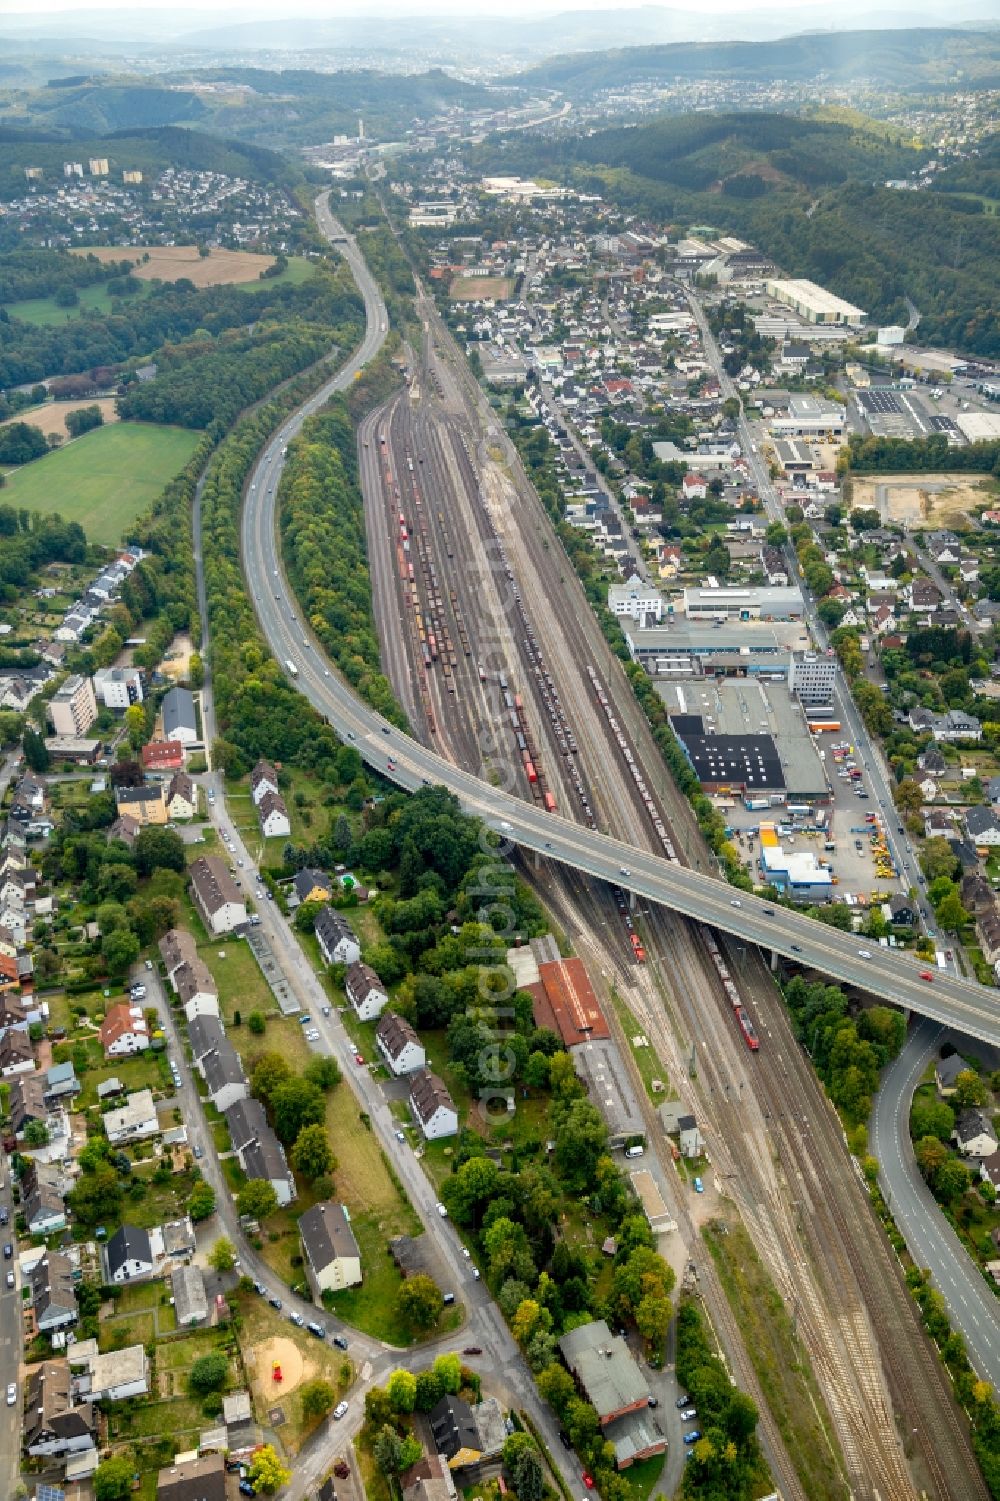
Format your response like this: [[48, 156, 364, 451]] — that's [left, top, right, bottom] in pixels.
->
[[1, 421, 200, 544], [6, 256, 314, 325]]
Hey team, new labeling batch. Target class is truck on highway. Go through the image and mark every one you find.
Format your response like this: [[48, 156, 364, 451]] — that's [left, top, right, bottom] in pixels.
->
[[285, 660, 299, 678]]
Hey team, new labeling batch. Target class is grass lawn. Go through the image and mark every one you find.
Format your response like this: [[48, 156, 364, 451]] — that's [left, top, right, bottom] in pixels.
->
[[5, 279, 155, 326], [1, 421, 200, 545], [197, 935, 272, 1024], [622, 1454, 665, 1501], [74, 1047, 171, 1111], [609, 988, 673, 1104], [704, 1219, 846, 1501], [323, 1210, 463, 1346], [232, 256, 315, 292]]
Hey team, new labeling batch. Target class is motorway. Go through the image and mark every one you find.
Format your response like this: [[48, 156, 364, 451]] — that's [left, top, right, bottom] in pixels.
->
[[191, 195, 588, 1501], [871, 1018, 1000, 1388]]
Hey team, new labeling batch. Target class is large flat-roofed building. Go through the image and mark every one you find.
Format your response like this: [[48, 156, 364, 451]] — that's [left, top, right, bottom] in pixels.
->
[[765, 277, 866, 326], [558, 1319, 649, 1424], [769, 394, 846, 438], [607, 575, 663, 623], [684, 585, 804, 622], [622, 617, 809, 677], [662, 678, 828, 799]]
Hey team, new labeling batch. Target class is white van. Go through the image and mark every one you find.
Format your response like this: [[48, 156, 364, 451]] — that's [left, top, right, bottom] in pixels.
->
[[624, 1145, 645, 1159]]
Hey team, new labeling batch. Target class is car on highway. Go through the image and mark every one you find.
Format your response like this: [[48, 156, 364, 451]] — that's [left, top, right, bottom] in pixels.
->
[[436, 1202, 448, 1218], [387, 759, 395, 772], [6, 1382, 16, 1406], [381, 726, 390, 735], [762, 907, 774, 916], [683, 1431, 701, 1446], [730, 898, 741, 908], [919, 971, 934, 982], [333, 1401, 349, 1420], [619, 867, 630, 877], [693, 1177, 704, 1194], [791, 943, 801, 953], [858, 949, 872, 960]]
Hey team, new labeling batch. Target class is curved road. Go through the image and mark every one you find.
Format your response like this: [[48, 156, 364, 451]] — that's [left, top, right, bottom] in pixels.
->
[[235, 220, 1000, 1050], [872, 1018, 1000, 1387]]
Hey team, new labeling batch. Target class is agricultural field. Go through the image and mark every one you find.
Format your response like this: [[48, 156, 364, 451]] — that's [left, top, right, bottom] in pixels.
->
[[0, 396, 119, 436], [0, 421, 200, 545], [71, 244, 313, 289]]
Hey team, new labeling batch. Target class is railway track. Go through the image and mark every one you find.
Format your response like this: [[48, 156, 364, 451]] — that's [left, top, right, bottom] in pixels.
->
[[353, 303, 984, 1501]]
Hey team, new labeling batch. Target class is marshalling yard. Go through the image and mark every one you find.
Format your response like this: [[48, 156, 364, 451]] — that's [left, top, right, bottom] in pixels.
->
[[355, 282, 989, 1501]]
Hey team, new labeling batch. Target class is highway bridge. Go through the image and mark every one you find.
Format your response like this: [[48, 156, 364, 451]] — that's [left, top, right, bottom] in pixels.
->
[[242, 197, 1000, 1049]]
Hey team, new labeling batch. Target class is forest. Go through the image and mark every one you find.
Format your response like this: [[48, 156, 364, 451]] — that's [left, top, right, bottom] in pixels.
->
[[0, 257, 356, 388], [0, 123, 300, 202], [278, 388, 407, 727]]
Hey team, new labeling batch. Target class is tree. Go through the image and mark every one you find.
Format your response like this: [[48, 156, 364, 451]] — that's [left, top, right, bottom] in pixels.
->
[[504, 1434, 544, 1501], [910, 1099, 955, 1144], [432, 1352, 462, 1394], [102, 927, 140, 975], [935, 892, 968, 933], [94, 1456, 134, 1501], [373, 1424, 404, 1476], [237, 1179, 278, 1221], [291, 1123, 336, 1180], [189, 1180, 216, 1221], [553, 1099, 608, 1191], [247, 1011, 266, 1036], [300, 1378, 336, 1420], [304, 1054, 341, 1091], [251, 1052, 292, 1106], [123, 703, 146, 750], [921, 837, 960, 884], [23, 1119, 49, 1147], [22, 724, 49, 773], [935, 1157, 972, 1202], [189, 1351, 228, 1393], [272, 1078, 325, 1143], [249, 1445, 292, 1495], [894, 779, 924, 814], [952, 1069, 989, 1108], [208, 1237, 236, 1273], [387, 1368, 418, 1413], [396, 1273, 443, 1332], [134, 825, 186, 877], [915, 1134, 949, 1183], [635, 1293, 672, 1345], [415, 1369, 444, 1411]]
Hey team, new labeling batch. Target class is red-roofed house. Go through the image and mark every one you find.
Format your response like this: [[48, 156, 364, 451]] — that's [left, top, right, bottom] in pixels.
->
[[682, 473, 708, 500], [141, 740, 184, 775], [99, 1003, 150, 1059]]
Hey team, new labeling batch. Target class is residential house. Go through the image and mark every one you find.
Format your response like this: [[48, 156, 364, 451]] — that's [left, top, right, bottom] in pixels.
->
[[30, 1253, 78, 1333], [977, 910, 1000, 966], [315, 908, 361, 967], [0, 993, 28, 1043], [114, 783, 167, 827], [909, 579, 942, 614], [224, 1097, 294, 1206], [174, 959, 220, 1022], [107, 813, 140, 847], [201, 1038, 249, 1114], [250, 759, 280, 806], [159, 927, 198, 984], [161, 685, 198, 745], [188, 1013, 227, 1067], [71, 1341, 149, 1401], [0, 1028, 34, 1076], [345, 962, 388, 1022], [99, 1003, 150, 1058], [376, 1013, 426, 1076], [409, 1070, 459, 1140], [141, 741, 185, 777], [299, 1200, 362, 1297], [401, 1453, 457, 1501], [759, 546, 789, 586], [189, 856, 247, 935], [292, 868, 334, 906], [681, 472, 707, 501], [966, 806, 1000, 848], [157, 1453, 226, 1501], [961, 872, 996, 915], [103, 1089, 160, 1145], [677, 1114, 704, 1159], [103, 1225, 155, 1284], [161, 1216, 197, 1262], [23, 1360, 95, 1459], [43, 1062, 80, 1104], [885, 894, 918, 927], [9, 1072, 47, 1138], [955, 1108, 999, 1160], [165, 771, 198, 820], [24, 1174, 68, 1235], [258, 788, 291, 838], [429, 1395, 505, 1469], [171, 1263, 208, 1327]]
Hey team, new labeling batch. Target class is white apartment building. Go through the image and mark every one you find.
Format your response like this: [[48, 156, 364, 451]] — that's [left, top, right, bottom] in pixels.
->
[[93, 667, 143, 709], [49, 675, 98, 738]]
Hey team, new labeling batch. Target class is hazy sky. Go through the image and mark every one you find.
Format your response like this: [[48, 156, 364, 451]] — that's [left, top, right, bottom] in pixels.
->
[[3, 0, 825, 14]]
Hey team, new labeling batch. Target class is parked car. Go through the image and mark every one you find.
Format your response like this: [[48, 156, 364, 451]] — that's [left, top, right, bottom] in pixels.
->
[[683, 1432, 702, 1446], [680, 1408, 697, 1421], [675, 1395, 690, 1410], [332, 1335, 348, 1351], [582, 1474, 594, 1489], [268, 1296, 282, 1310], [463, 1346, 483, 1356], [7, 1382, 17, 1406], [436, 1202, 448, 1218], [333, 1401, 349, 1420], [693, 1176, 704, 1193]]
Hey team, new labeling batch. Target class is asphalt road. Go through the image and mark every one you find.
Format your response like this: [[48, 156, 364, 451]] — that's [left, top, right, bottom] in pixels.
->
[[871, 1017, 1000, 1387], [0, 1148, 19, 1501]]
